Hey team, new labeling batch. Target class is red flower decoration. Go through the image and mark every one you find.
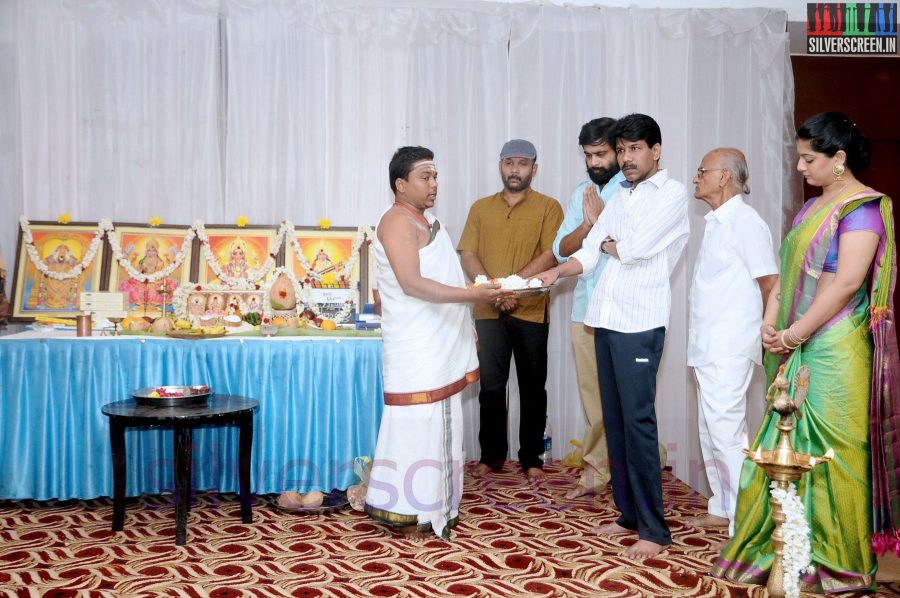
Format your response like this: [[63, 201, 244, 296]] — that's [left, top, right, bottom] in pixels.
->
[[195, 285, 203, 291], [304, 278, 311, 284], [262, 317, 270, 324], [366, 239, 372, 245], [278, 290, 287, 299], [255, 283, 261, 290]]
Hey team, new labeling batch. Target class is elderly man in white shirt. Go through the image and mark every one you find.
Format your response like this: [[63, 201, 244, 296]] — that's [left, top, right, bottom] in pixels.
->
[[685, 148, 778, 536], [537, 113, 689, 560]]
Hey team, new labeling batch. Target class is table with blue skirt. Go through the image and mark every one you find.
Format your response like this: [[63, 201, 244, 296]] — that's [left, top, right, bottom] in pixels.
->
[[0, 333, 384, 500]]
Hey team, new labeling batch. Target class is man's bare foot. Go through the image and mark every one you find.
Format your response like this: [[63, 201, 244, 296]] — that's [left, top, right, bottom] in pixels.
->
[[683, 513, 730, 528], [593, 521, 633, 535], [471, 463, 494, 477], [397, 525, 428, 541], [623, 539, 667, 560], [526, 467, 546, 482]]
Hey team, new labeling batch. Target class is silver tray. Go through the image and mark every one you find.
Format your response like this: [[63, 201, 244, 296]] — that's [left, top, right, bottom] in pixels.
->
[[130, 385, 212, 407], [508, 285, 552, 298]]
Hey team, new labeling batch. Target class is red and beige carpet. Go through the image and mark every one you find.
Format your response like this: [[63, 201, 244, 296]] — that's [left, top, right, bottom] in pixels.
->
[[1, 463, 898, 596]]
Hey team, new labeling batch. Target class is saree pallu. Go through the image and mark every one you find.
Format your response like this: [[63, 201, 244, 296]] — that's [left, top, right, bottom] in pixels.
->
[[712, 188, 898, 594]]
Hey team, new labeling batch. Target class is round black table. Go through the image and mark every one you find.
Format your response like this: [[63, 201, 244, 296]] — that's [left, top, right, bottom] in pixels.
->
[[102, 395, 258, 545]]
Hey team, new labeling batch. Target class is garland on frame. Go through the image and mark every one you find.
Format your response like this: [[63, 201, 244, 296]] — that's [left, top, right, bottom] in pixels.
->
[[107, 226, 195, 283], [194, 220, 285, 286], [286, 223, 372, 288], [18, 218, 374, 324], [19, 217, 107, 281]]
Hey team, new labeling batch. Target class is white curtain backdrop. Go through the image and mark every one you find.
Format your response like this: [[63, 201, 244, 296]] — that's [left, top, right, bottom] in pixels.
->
[[0, 0, 796, 494]]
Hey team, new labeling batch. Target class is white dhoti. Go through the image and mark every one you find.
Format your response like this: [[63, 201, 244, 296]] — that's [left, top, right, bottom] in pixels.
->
[[364, 211, 478, 539], [365, 393, 464, 538], [693, 356, 753, 536]]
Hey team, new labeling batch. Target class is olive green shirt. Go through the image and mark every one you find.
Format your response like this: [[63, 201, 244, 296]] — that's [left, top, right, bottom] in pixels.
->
[[457, 189, 563, 323]]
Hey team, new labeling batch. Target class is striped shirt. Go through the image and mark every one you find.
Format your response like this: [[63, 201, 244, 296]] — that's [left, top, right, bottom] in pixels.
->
[[571, 169, 689, 333]]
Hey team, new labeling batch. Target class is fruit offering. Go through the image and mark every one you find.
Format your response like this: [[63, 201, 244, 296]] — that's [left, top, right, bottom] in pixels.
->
[[146, 385, 209, 398]]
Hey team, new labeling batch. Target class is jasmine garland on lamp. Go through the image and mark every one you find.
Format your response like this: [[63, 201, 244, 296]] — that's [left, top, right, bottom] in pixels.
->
[[711, 112, 900, 593]]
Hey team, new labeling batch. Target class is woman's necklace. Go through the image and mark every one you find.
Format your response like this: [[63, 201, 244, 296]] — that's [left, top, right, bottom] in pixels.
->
[[393, 201, 432, 230], [813, 181, 851, 212]]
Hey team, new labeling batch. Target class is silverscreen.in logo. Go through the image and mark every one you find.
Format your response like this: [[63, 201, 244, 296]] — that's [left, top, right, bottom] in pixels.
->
[[807, 3, 897, 54]]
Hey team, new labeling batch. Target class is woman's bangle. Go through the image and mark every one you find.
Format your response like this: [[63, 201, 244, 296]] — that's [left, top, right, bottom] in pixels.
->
[[788, 324, 809, 343], [780, 330, 800, 350], [784, 324, 808, 348]]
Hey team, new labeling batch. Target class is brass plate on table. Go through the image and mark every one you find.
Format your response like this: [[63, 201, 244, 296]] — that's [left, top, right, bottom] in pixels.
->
[[130, 385, 212, 407], [166, 330, 227, 340], [271, 489, 349, 514]]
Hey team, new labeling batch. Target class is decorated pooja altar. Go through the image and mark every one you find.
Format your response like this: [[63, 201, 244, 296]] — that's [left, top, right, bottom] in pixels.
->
[[10, 217, 375, 331], [0, 216, 384, 502]]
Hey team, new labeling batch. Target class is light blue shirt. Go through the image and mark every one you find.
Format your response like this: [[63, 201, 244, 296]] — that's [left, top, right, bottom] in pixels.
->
[[552, 171, 626, 323]]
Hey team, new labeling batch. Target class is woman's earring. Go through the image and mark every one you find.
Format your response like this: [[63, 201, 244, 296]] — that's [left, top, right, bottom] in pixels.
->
[[832, 163, 845, 181]]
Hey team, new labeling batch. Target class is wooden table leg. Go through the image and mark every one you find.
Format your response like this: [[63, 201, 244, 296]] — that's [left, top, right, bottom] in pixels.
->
[[173, 424, 193, 546], [238, 412, 253, 523], [109, 418, 126, 532]]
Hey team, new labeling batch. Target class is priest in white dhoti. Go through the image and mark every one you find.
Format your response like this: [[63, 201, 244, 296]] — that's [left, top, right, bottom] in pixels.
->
[[364, 146, 507, 540]]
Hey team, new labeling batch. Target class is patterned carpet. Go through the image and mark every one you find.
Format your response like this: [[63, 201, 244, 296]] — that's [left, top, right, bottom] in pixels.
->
[[1, 462, 898, 597]]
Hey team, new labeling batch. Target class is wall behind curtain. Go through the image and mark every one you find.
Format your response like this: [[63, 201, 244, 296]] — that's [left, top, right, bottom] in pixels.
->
[[0, 0, 794, 493]]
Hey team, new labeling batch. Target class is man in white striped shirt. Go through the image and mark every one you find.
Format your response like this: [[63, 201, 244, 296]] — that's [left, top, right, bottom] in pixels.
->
[[536, 113, 689, 560]]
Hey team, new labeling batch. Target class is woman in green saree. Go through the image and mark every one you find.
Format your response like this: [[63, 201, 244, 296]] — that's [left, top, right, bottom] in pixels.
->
[[711, 112, 900, 593]]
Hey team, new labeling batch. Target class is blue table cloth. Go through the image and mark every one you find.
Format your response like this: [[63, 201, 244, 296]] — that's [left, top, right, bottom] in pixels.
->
[[0, 336, 384, 500]]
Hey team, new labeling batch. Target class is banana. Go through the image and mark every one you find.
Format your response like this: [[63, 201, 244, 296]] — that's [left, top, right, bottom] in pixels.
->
[[174, 319, 192, 330], [35, 316, 78, 326]]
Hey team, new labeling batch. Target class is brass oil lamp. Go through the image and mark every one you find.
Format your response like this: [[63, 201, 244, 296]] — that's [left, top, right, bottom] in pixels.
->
[[743, 365, 833, 598]]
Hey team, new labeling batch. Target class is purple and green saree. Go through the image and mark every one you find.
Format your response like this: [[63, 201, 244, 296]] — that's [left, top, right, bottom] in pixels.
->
[[711, 187, 900, 593]]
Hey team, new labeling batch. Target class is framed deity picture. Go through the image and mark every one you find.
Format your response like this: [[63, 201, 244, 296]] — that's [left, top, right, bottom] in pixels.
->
[[10, 221, 106, 321], [196, 226, 280, 286], [107, 224, 194, 318], [286, 227, 366, 322]]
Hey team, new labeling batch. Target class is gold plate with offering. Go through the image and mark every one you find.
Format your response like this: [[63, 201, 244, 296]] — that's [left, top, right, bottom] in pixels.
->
[[130, 385, 212, 407]]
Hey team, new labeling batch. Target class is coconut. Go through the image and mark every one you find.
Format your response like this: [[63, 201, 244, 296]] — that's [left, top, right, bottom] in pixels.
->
[[269, 274, 297, 310], [129, 319, 151, 332], [299, 490, 324, 508], [150, 317, 175, 334]]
